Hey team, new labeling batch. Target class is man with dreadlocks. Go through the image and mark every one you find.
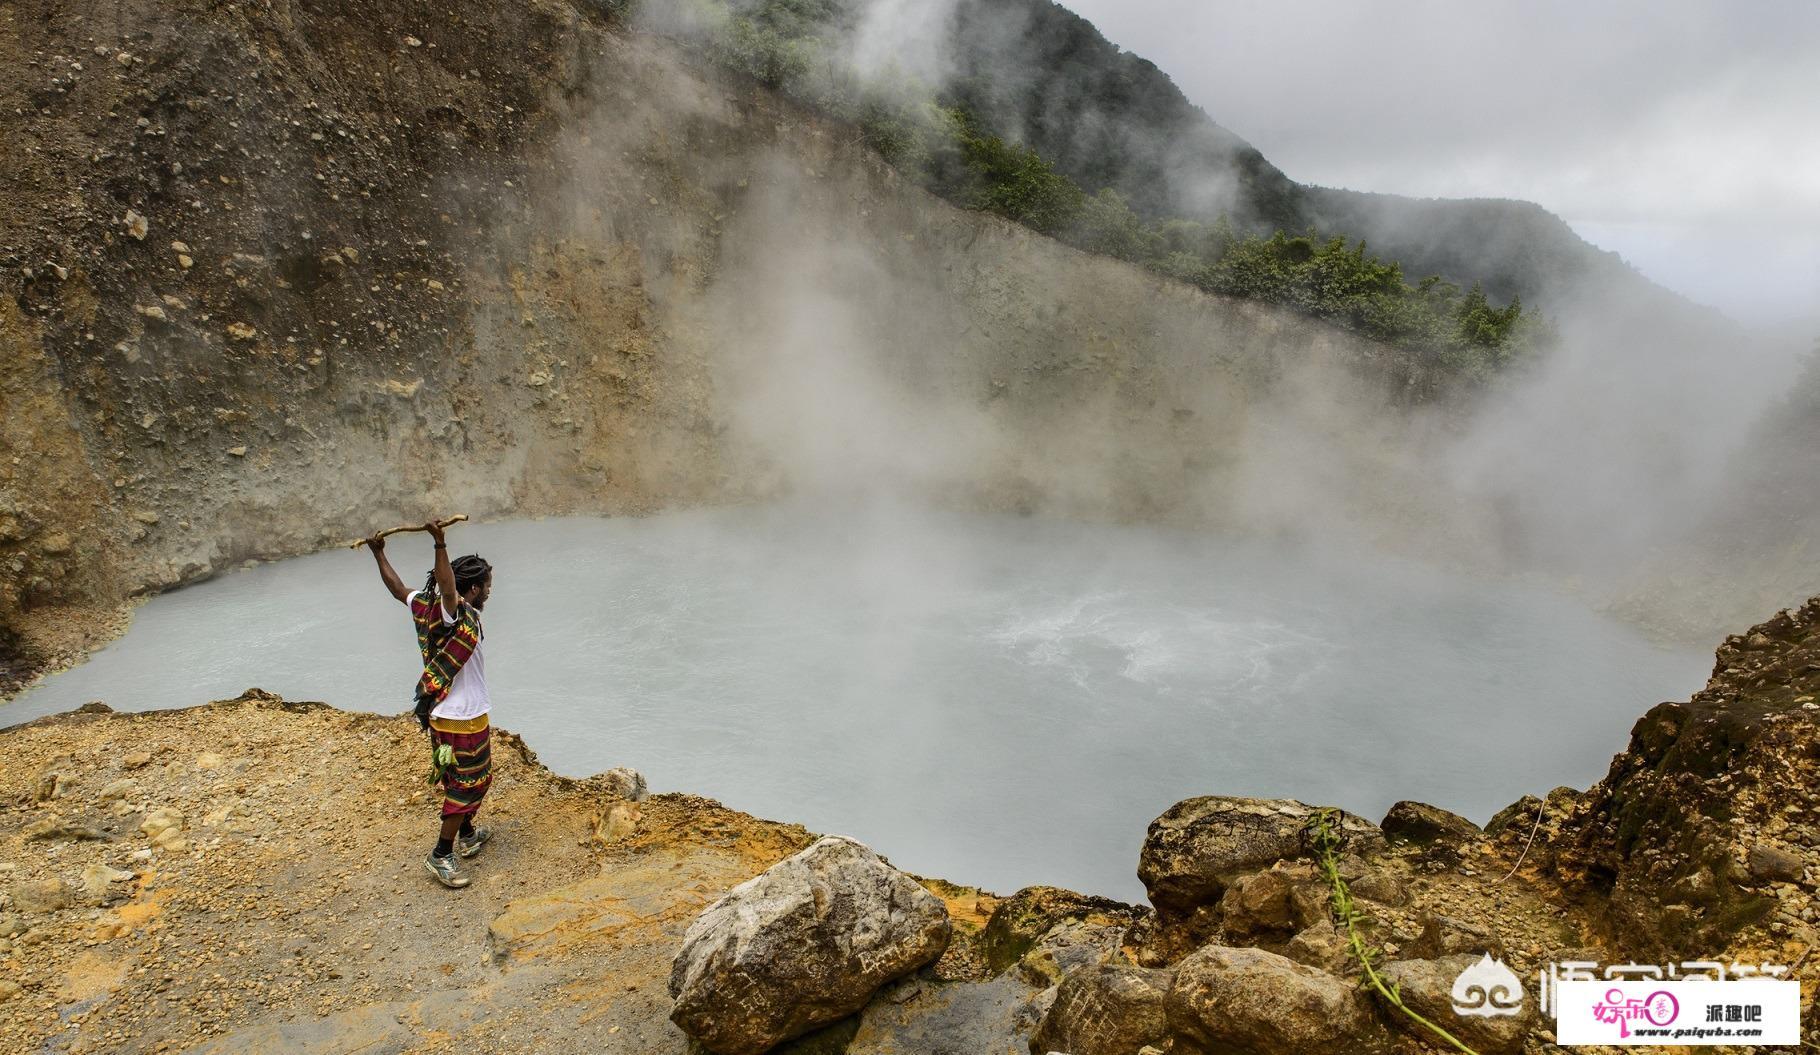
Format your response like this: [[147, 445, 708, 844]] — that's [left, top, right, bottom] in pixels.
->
[[367, 520, 495, 889]]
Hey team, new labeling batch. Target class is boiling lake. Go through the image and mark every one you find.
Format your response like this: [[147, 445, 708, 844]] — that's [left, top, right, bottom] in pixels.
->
[[6, 502, 1709, 901]]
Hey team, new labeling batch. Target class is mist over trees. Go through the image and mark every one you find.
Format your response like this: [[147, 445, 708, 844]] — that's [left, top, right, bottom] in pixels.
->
[[921, 122, 1549, 371]]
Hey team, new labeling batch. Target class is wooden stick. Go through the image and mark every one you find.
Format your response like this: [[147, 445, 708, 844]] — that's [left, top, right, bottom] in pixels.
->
[[347, 514, 468, 550]]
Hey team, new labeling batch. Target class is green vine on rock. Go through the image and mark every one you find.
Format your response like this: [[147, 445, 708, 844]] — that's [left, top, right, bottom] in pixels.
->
[[1308, 808, 1481, 1055]]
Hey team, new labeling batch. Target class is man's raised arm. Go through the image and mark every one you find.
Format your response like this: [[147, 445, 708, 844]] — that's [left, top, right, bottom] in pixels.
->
[[369, 536, 412, 604], [427, 521, 460, 618]]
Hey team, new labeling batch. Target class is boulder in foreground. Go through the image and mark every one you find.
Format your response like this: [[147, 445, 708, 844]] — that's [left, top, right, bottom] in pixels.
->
[[1165, 944, 1389, 1055], [1138, 796, 1383, 920], [1029, 961, 1173, 1055], [1380, 800, 1482, 846], [669, 835, 951, 1055], [1378, 954, 1536, 1055]]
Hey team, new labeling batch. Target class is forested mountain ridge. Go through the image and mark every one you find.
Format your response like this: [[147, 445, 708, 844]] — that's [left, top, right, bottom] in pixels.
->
[[942, 0, 1689, 313], [662, 0, 1710, 325]]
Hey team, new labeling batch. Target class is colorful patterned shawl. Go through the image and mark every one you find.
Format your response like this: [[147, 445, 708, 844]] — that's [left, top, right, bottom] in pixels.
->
[[410, 590, 482, 724]]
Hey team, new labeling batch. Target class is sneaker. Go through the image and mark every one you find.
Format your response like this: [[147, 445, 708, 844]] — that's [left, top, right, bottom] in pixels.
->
[[457, 825, 492, 859], [424, 851, 471, 888]]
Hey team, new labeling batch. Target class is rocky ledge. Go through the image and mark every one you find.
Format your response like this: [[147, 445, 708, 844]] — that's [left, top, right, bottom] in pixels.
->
[[3, 597, 1819, 1054]]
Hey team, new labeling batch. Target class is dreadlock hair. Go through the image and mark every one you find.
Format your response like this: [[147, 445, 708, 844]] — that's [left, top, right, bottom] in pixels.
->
[[422, 554, 493, 605]]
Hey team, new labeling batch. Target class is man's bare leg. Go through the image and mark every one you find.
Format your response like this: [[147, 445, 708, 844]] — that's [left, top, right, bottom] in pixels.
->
[[437, 813, 463, 852]]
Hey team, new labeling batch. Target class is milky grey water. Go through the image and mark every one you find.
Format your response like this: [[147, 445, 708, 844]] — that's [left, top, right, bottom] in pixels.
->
[[6, 502, 1709, 901]]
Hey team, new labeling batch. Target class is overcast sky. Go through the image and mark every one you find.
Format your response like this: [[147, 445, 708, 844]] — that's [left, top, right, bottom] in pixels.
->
[[1059, 0, 1820, 329]]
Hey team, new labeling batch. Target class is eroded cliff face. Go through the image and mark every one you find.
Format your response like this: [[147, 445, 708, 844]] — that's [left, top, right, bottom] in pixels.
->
[[2, 1, 1465, 688], [1, 2, 723, 658]]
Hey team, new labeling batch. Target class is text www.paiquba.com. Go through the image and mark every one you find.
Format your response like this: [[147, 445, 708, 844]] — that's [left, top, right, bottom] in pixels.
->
[[1628, 1027, 1767, 1039]]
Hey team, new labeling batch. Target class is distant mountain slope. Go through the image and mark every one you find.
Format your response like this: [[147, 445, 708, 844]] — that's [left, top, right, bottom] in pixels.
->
[[662, 0, 1727, 324], [940, 0, 1692, 313], [942, 0, 1304, 231]]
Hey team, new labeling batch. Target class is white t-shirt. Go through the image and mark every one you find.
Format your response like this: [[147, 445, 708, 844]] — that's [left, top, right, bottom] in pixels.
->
[[409, 590, 490, 722]]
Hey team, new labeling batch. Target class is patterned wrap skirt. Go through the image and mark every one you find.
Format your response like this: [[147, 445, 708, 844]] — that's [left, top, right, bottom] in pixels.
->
[[429, 714, 492, 817]]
